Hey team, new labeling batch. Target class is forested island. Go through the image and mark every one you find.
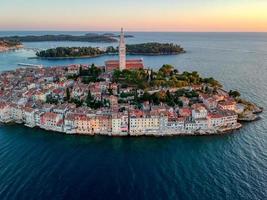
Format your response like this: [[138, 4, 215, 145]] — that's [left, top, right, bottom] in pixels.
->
[[0, 39, 23, 52], [0, 33, 118, 43], [36, 43, 185, 58], [107, 43, 185, 55], [36, 47, 105, 58]]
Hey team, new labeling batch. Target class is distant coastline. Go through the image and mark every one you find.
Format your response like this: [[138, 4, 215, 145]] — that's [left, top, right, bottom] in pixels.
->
[[0, 33, 135, 43]]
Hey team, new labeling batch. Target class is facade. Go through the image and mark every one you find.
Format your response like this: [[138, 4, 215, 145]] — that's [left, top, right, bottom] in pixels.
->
[[218, 100, 236, 111], [207, 113, 224, 128], [74, 115, 93, 135], [40, 112, 63, 132], [192, 106, 208, 119], [128, 111, 167, 136], [112, 112, 129, 135], [0, 102, 11, 123], [10, 104, 23, 123], [23, 107, 36, 127]]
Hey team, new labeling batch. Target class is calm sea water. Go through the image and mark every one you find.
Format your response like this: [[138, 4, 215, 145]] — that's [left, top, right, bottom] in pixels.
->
[[0, 32, 266, 200]]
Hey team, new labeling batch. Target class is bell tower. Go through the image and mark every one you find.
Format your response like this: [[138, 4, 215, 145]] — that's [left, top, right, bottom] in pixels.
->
[[119, 28, 126, 70]]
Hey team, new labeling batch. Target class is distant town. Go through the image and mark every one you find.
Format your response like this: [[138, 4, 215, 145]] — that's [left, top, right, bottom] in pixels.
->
[[0, 29, 262, 136], [0, 39, 22, 52]]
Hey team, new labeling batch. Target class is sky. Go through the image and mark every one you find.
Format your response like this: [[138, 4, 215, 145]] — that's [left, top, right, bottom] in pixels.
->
[[0, 0, 267, 32]]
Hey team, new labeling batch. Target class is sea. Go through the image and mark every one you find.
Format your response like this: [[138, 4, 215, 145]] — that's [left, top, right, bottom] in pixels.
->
[[0, 32, 266, 200]]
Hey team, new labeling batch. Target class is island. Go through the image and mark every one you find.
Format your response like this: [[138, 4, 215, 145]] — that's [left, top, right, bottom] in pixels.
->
[[35, 43, 185, 58], [36, 47, 106, 58], [0, 33, 118, 43], [0, 39, 23, 52], [0, 64, 262, 136]]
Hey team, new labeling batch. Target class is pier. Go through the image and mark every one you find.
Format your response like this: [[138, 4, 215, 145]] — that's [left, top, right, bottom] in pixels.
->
[[17, 63, 43, 68]]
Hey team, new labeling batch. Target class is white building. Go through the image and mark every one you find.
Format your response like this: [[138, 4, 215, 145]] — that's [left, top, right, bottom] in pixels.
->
[[192, 106, 208, 119], [112, 112, 128, 136], [10, 104, 23, 123], [129, 115, 163, 135], [166, 118, 185, 133], [23, 107, 36, 127], [0, 103, 11, 123], [195, 119, 209, 130], [208, 114, 224, 128]]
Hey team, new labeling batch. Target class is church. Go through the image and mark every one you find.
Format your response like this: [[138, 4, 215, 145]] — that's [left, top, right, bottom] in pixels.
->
[[105, 28, 144, 71]]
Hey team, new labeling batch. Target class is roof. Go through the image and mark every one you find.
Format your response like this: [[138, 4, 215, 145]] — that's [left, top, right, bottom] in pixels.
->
[[105, 59, 144, 71]]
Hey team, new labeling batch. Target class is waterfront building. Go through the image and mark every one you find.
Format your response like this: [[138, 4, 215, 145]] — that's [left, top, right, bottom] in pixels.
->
[[221, 110, 238, 127], [90, 116, 100, 134], [23, 107, 36, 127], [0, 102, 11, 123], [9, 104, 23, 123], [207, 113, 224, 128], [64, 113, 76, 134], [129, 110, 164, 135], [166, 118, 185, 132], [40, 112, 63, 132], [34, 111, 42, 126], [194, 118, 209, 130], [218, 100, 236, 111], [185, 121, 198, 131], [74, 114, 93, 135], [112, 112, 129, 136], [192, 105, 208, 119], [98, 115, 112, 134]]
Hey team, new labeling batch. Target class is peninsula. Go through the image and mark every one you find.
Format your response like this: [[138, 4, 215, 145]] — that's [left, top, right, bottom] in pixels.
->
[[0, 63, 262, 136], [35, 43, 185, 58]]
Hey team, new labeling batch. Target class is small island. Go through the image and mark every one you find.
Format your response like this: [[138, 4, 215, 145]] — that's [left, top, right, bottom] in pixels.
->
[[36, 47, 106, 58], [35, 43, 185, 58], [0, 39, 23, 52], [0, 64, 262, 136]]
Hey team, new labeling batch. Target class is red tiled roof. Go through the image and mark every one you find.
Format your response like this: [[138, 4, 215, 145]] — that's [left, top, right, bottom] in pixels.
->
[[105, 59, 144, 71]]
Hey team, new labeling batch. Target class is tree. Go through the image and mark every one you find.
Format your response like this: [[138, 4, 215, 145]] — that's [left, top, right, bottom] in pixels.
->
[[66, 88, 71, 101], [159, 64, 174, 76], [86, 90, 93, 106], [229, 90, 241, 98]]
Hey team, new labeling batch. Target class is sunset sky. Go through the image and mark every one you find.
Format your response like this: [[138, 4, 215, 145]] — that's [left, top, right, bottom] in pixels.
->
[[1, 0, 267, 32]]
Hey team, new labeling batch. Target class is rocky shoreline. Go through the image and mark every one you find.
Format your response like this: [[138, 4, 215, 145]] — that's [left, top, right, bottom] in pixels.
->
[[238, 103, 263, 122]]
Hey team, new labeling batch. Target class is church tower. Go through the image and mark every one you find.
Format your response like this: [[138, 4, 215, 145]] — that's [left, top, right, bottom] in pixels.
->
[[119, 28, 126, 70]]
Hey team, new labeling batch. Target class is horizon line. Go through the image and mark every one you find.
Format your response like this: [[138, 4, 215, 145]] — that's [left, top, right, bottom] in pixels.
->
[[0, 30, 267, 33]]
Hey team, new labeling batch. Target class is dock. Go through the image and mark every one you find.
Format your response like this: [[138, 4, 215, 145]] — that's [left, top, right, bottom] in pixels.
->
[[17, 63, 43, 68]]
